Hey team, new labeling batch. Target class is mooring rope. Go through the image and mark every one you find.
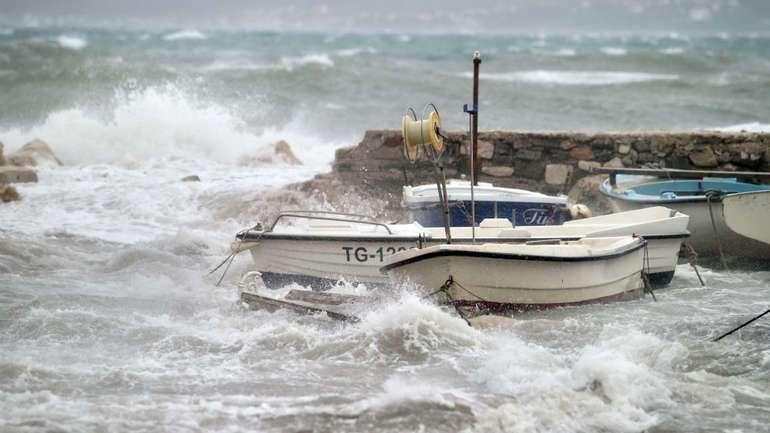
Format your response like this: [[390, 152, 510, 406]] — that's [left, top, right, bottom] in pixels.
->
[[683, 242, 706, 286], [209, 226, 262, 287], [713, 308, 770, 342], [641, 240, 657, 302], [421, 275, 493, 327], [705, 190, 729, 271]]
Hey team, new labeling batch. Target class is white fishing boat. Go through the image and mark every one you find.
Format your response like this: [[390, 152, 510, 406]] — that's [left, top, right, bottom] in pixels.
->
[[232, 206, 688, 288], [380, 236, 647, 311], [723, 190, 770, 246], [597, 168, 770, 261], [403, 179, 568, 227]]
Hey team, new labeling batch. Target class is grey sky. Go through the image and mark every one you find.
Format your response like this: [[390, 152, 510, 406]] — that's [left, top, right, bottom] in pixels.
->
[[1, 0, 769, 32]]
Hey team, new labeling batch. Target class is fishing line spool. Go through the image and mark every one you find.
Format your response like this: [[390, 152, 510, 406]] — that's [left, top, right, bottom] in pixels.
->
[[401, 104, 444, 163]]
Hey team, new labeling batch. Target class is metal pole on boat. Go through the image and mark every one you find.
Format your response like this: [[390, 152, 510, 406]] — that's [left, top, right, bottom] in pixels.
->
[[463, 52, 481, 241], [471, 52, 481, 242], [472, 52, 480, 186]]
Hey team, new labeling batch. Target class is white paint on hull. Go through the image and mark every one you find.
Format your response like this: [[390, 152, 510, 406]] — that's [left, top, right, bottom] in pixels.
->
[[383, 238, 645, 306], [723, 191, 770, 246]]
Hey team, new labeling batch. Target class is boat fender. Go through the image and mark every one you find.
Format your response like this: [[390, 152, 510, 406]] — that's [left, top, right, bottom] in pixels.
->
[[569, 204, 592, 220]]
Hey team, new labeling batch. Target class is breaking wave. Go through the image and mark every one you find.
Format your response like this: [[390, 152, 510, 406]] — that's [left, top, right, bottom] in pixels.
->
[[56, 34, 87, 50], [0, 84, 341, 166], [280, 53, 334, 70], [163, 29, 207, 41], [600, 46, 627, 56], [709, 122, 770, 133], [469, 70, 679, 86]]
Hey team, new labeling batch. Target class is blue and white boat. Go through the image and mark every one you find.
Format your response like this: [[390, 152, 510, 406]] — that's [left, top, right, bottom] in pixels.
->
[[402, 179, 568, 227], [600, 174, 770, 260]]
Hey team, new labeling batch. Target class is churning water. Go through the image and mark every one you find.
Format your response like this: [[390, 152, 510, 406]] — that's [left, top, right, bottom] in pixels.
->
[[1, 27, 769, 432]]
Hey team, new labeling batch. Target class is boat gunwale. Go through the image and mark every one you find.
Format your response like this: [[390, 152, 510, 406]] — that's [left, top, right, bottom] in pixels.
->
[[237, 232, 688, 243], [379, 238, 647, 272]]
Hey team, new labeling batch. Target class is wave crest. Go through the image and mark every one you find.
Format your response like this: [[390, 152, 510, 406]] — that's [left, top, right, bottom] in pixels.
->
[[469, 70, 679, 86]]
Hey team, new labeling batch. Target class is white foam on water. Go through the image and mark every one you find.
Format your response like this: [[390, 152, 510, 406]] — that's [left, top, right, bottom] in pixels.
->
[[660, 47, 685, 55], [554, 48, 577, 56], [709, 122, 770, 133], [336, 47, 377, 57], [163, 29, 207, 41], [56, 34, 87, 50], [472, 326, 685, 433], [280, 53, 334, 70], [0, 84, 341, 167], [466, 70, 679, 86], [601, 46, 628, 56]]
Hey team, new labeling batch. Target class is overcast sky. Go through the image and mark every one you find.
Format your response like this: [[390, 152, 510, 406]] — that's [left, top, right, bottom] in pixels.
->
[[1, 0, 769, 32]]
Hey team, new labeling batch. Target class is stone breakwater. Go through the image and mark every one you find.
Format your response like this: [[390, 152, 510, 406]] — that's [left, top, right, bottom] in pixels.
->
[[298, 130, 770, 216]]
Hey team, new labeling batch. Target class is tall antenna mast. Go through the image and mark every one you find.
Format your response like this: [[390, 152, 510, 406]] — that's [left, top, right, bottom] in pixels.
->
[[472, 52, 481, 186]]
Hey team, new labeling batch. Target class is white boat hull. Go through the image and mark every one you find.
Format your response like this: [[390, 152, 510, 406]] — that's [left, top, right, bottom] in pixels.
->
[[723, 191, 770, 246], [235, 207, 688, 288], [381, 239, 646, 309], [610, 199, 770, 260]]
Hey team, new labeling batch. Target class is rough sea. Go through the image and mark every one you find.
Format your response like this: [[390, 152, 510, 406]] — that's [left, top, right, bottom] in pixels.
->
[[1, 27, 769, 433]]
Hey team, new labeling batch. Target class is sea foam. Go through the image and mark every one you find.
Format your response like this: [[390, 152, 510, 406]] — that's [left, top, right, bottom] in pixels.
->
[[468, 70, 679, 86], [0, 85, 340, 166], [163, 29, 207, 41], [56, 35, 88, 50]]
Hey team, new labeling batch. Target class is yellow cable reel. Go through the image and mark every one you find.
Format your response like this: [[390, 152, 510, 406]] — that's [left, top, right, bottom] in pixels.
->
[[401, 104, 444, 163]]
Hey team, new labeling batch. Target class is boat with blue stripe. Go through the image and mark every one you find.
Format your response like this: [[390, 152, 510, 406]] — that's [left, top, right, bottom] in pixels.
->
[[403, 179, 568, 227], [597, 167, 770, 262]]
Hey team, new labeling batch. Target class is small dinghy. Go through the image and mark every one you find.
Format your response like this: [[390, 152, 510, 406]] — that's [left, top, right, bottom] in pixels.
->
[[723, 191, 770, 246], [380, 236, 647, 311], [598, 169, 770, 260]]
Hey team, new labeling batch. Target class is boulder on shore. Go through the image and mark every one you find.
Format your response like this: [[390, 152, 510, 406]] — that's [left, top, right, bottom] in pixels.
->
[[0, 167, 38, 183], [6, 139, 63, 167], [0, 185, 20, 202], [567, 175, 619, 216], [239, 140, 304, 166]]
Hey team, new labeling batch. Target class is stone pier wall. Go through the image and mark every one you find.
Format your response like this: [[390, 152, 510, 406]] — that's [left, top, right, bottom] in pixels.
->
[[298, 130, 770, 216]]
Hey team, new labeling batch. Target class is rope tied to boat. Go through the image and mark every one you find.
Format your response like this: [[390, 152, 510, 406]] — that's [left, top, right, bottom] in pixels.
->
[[422, 275, 492, 326], [208, 224, 263, 287], [640, 240, 657, 302], [713, 308, 770, 342], [683, 242, 706, 286], [704, 190, 729, 271]]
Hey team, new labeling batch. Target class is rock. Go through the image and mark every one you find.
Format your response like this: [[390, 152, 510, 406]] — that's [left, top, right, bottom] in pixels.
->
[[478, 140, 494, 159], [460, 140, 494, 159], [633, 141, 651, 153], [515, 149, 542, 161], [181, 175, 201, 182], [618, 143, 631, 155], [239, 140, 304, 166], [274, 140, 303, 165], [719, 163, 738, 171], [6, 139, 62, 167], [688, 146, 718, 167], [577, 160, 602, 172], [544, 164, 573, 185], [569, 145, 594, 161], [603, 157, 624, 168], [0, 185, 20, 202], [621, 149, 638, 166], [481, 165, 514, 177], [0, 141, 5, 166], [567, 175, 619, 216], [560, 140, 577, 150], [0, 167, 38, 183]]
